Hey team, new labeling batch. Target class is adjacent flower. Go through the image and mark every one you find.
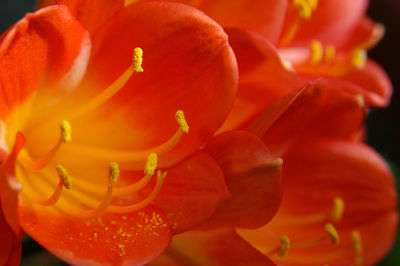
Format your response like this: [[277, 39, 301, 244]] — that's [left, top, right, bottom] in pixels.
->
[[0, 1, 239, 265]]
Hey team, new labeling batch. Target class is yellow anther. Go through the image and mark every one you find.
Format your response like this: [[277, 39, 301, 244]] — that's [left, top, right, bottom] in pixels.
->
[[294, 0, 312, 19], [109, 162, 120, 184], [352, 231, 363, 255], [60, 120, 72, 143], [352, 49, 367, 69], [331, 197, 344, 222], [306, 0, 318, 10], [56, 165, 72, 189], [325, 223, 340, 246], [277, 235, 290, 257], [324, 45, 336, 61], [310, 40, 323, 63], [144, 153, 158, 176], [133, 47, 144, 72], [175, 110, 189, 133]]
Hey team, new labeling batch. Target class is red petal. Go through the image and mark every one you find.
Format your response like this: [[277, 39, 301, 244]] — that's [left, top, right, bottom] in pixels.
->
[[0, 5, 90, 119], [74, 1, 238, 165], [19, 205, 172, 265], [239, 140, 397, 265], [341, 59, 393, 107], [250, 82, 365, 154], [151, 229, 276, 266], [153, 152, 229, 234], [0, 202, 22, 266], [281, 0, 368, 47], [57, 0, 124, 35], [186, 0, 288, 44], [203, 130, 282, 229], [218, 29, 301, 132]]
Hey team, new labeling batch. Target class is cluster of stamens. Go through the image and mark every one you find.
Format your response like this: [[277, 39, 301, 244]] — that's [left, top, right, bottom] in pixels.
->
[[2, 47, 190, 219], [267, 197, 364, 265]]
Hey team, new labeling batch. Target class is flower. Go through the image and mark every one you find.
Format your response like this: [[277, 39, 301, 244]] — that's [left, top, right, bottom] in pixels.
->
[[0, 1, 240, 265], [143, 0, 398, 265]]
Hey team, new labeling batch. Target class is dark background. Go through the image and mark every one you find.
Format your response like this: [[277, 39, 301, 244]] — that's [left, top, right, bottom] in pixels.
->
[[0, 0, 399, 265]]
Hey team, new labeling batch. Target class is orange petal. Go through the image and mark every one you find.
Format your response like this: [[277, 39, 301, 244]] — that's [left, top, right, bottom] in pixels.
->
[[341, 59, 393, 107], [219, 28, 301, 132], [19, 205, 172, 265], [151, 229, 276, 266], [73, 1, 238, 165], [203, 130, 282, 229], [281, 0, 368, 47], [184, 0, 288, 44], [241, 140, 398, 265], [251, 82, 365, 154], [56, 0, 124, 35], [0, 201, 22, 266], [153, 152, 230, 234], [0, 5, 90, 119]]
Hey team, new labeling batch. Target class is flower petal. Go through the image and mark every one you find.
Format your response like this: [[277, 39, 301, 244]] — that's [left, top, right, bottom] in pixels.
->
[[0, 5, 90, 119], [282, 0, 368, 46], [19, 205, 172, 266], [239, 140, 398, 265], [0, 202, 21, 266], [218, 28, 301, 132], [56, 0, 124, 35], [203, 130, 282, 229], [182, 0, 288, 44], [150, 229, 276, 266], [72, 1, 238, 165], [153, 152, 230, 234], [249, 82, 365, 154]]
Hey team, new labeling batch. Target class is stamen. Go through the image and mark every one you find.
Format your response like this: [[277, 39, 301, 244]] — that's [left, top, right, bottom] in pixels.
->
[[294, 0, 312, 19], [34, 165, 72, 206], [306, 0, 318, 10], [331, 197, 344, 222], [144, 153, 158, 176], [109, 162, 120, 184], [175, 110, 189, 133], [325, 223, 340, 246], [352, 49, 367, 69], [310, 40, 323, 63], [324, 45, 336, 61], [278, 236, 290, 257], [64, 47, 143, 119], [56, 165, 72, 189], [108, 170, 167, 213], [352, 230, 364, 265], [133, 47, 144, 72], [62, 111, 189, 168], [20, 121, 71, 171], [60, 120, 72, 143]]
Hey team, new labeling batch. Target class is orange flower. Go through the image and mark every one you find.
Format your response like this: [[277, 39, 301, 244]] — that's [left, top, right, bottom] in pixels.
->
[[0, 1, 241, 265], [144, 0, 398, 265]]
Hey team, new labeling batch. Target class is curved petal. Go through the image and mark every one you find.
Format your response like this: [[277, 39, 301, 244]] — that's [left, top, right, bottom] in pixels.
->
[[238, 140, 398, 265], [19, 204, 172, 266], [0, 202, 22, 266], [56, 0, 124, 35], [68, 1, 238, 166], [249, 82, 365, 154], [281, 0, 368, 47], [0, 5, 90, 119], [218, 29, 301, 132], [152, 229, 276, 266], [182, 0, 288, 44], [153, 152, 230, 234], [341, 59, 393, 107], [203, 131, 282, 229]]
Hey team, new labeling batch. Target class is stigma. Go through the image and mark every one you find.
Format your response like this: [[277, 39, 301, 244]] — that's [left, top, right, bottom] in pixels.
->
[[294, 0, 318, 19]]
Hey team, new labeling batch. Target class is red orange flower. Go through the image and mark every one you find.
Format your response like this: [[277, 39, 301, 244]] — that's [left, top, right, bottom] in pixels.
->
[[0, 1, 243, 265]]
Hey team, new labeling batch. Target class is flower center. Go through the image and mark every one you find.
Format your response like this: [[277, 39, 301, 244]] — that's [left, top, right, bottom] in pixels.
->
[[0, 47, 190, 219]]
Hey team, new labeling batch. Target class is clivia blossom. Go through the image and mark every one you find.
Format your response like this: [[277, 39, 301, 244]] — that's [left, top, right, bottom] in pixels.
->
[[144, 0, 398, 265], [0, 1, 243, 265]]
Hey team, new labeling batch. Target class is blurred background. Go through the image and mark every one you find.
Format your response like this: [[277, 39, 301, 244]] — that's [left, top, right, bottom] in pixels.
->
[[0, 0, 399, 265]]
